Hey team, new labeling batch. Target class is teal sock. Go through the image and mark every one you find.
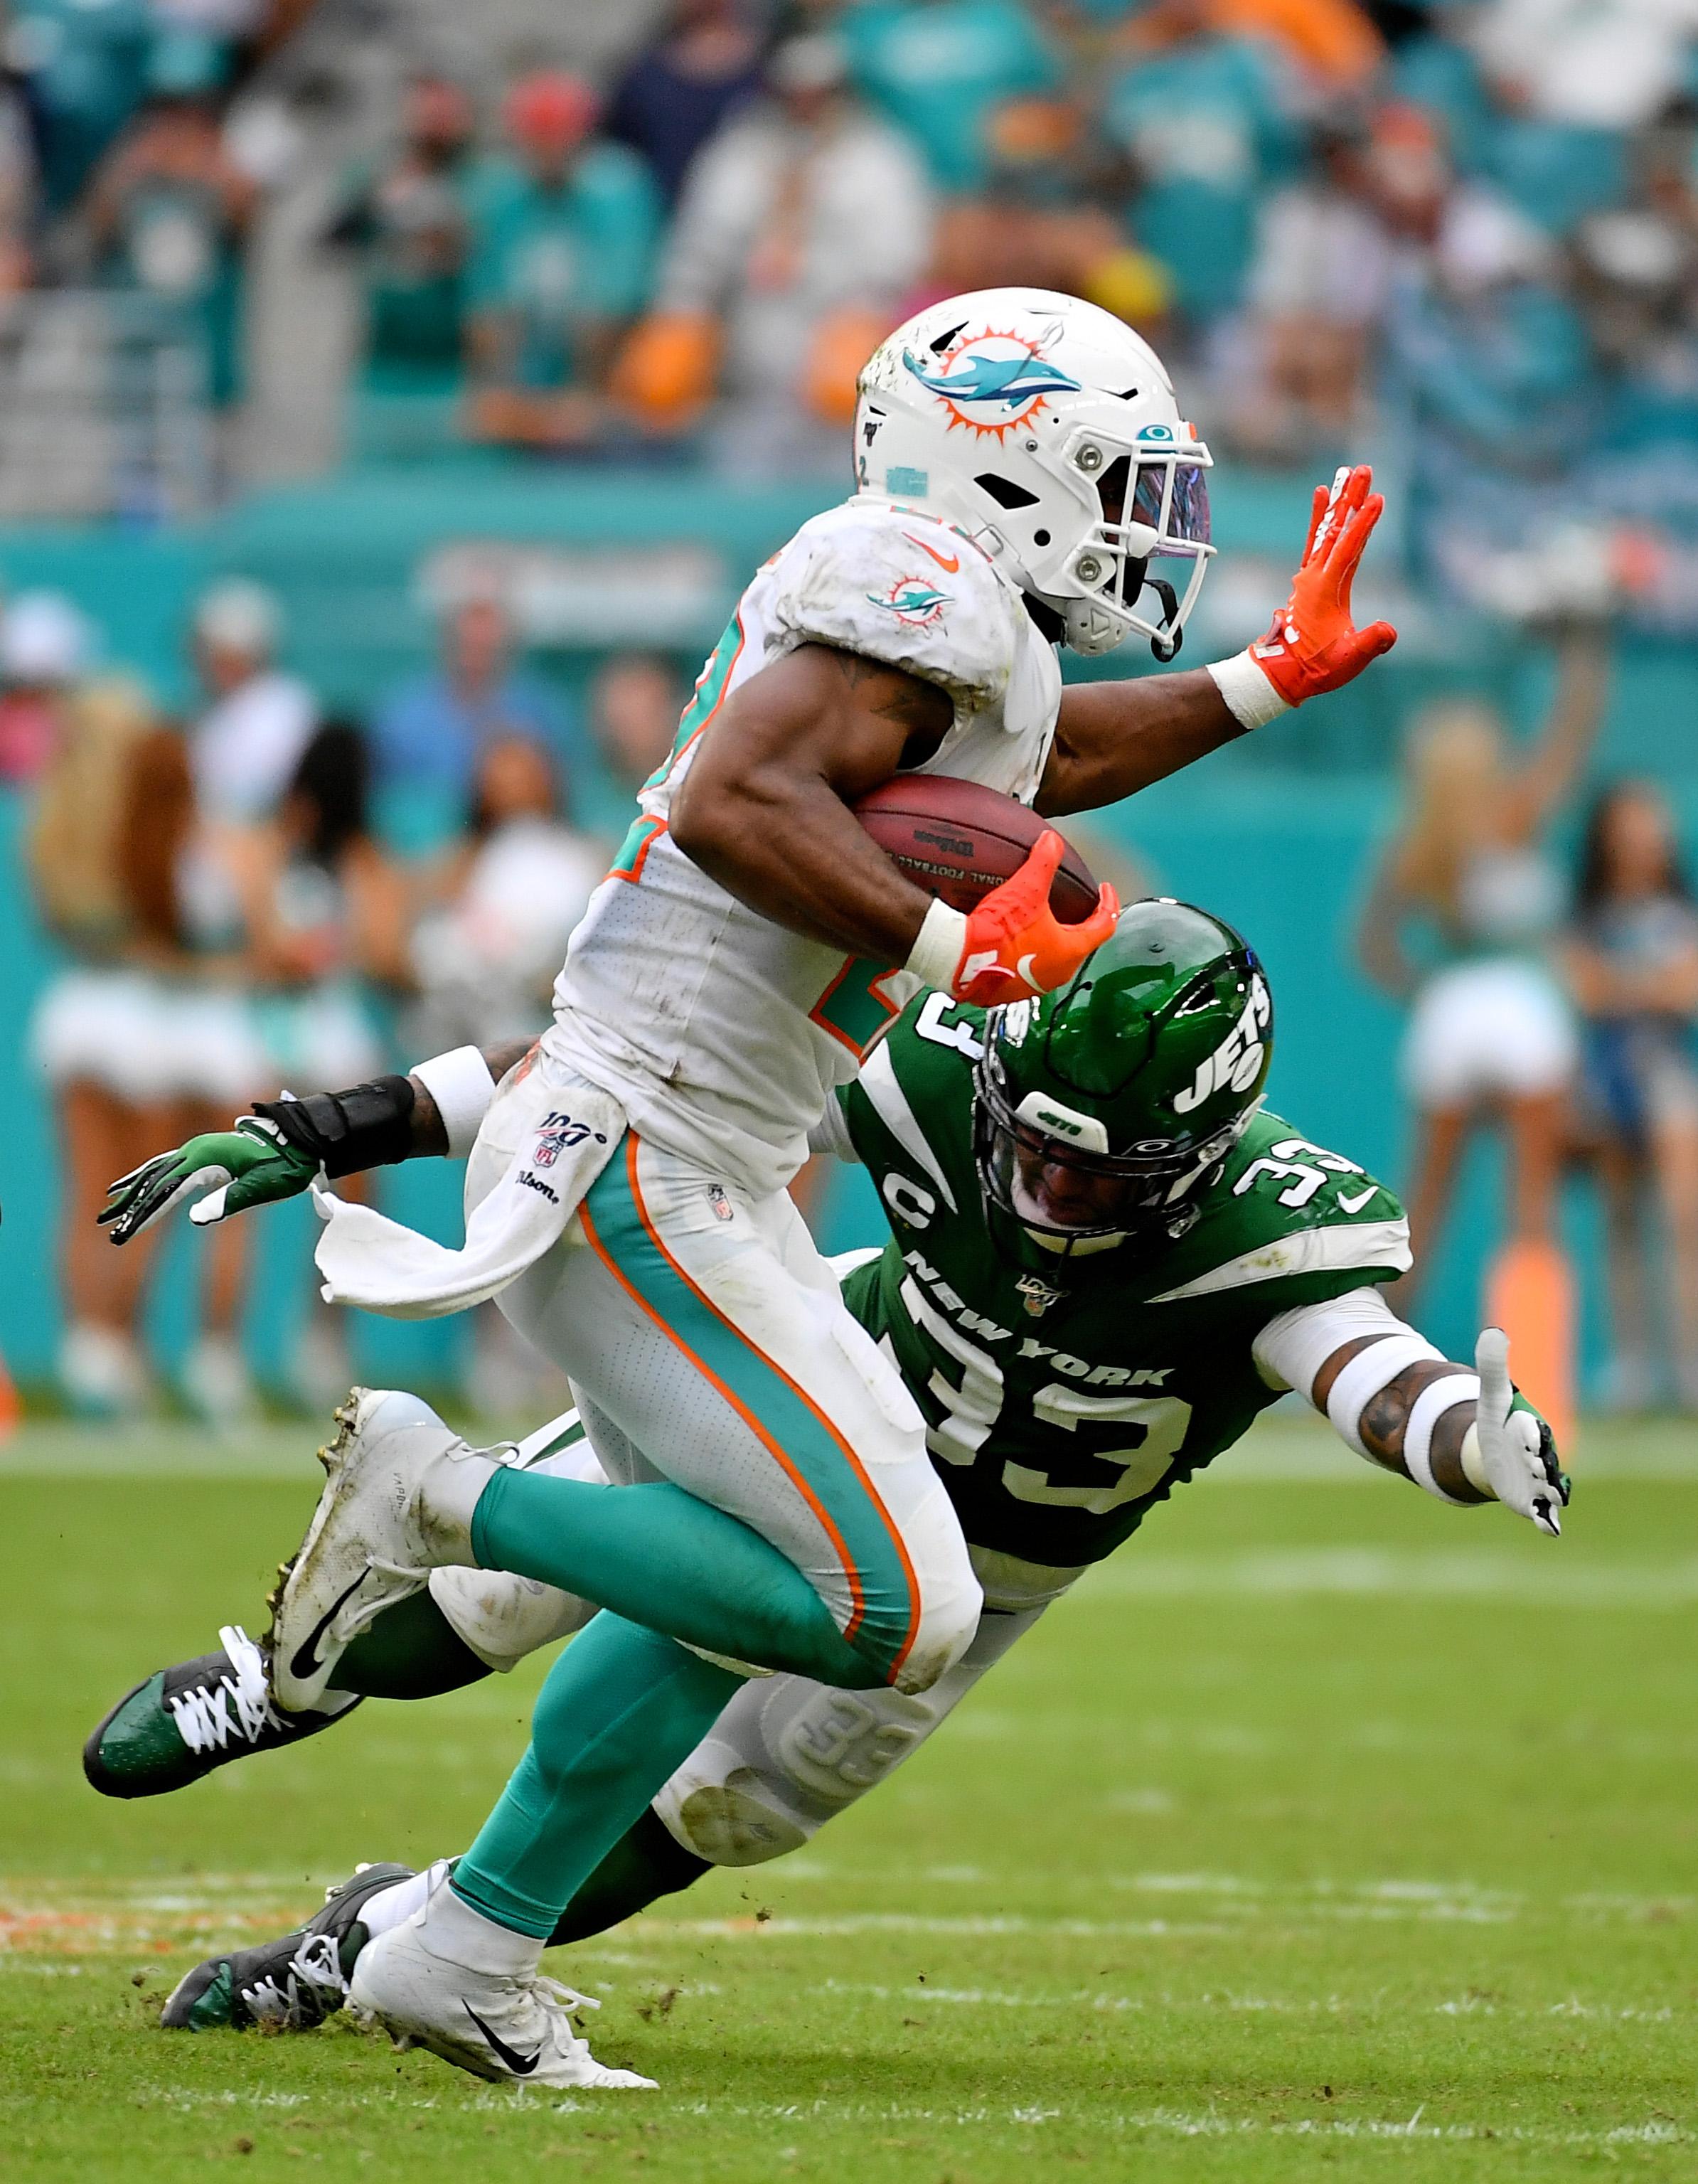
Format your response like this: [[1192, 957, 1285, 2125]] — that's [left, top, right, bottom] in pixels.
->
[[451, 1614, 739, 1939], [546, 1809, 709, 1946], [470, 1467, 876, 1688], [336, 1590, 491, 1700]]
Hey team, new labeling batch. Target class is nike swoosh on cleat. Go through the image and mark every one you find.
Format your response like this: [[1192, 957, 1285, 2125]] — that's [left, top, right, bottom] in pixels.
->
[[903, 533, 960, 573], [289, 1567, 373, 1681], [464, 2002, 540, 2075]]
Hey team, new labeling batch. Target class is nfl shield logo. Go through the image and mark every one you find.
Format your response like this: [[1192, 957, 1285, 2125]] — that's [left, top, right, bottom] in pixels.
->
[[1015, 1272, 1064, 1318]]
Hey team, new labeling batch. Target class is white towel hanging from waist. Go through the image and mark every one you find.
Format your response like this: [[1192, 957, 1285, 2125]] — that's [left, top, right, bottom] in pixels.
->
[[312, 1049, 626, 1319]]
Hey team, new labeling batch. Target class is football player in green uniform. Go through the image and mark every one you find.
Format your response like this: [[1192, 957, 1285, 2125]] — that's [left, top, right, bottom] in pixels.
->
[[90, 900, 1566, 2055]]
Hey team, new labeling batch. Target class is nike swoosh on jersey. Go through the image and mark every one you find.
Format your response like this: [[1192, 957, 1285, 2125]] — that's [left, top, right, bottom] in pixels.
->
[[903, 533, 960, 574], [1336, 1184, 1379, 1214], [464, 2002, 540, 2076], [288, 1566, 373, 1681]]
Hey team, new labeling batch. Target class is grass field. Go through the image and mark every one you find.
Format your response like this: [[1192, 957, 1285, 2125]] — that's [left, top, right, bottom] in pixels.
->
[[3, 1415, 1697, 2182]]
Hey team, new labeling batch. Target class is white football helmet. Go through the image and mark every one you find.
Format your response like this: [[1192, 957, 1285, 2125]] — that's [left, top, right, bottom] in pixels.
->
[[855, 288, 1214, 659]]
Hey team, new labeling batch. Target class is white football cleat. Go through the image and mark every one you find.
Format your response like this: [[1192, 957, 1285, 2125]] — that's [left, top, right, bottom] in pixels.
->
[[267, 1389, 499, 1712], [348, 1917, 657, 2092]]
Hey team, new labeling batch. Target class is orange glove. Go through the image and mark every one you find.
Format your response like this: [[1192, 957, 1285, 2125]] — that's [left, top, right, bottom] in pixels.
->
[[908, 831, 1120, 1006], [1247, 464, 1398, 705]]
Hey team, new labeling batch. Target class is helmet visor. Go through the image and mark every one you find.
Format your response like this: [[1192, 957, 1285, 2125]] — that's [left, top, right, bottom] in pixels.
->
[[974, 1057, 1242, 1243], [1067, 444, 1214, 651], [1129, 458, 1212, 549]]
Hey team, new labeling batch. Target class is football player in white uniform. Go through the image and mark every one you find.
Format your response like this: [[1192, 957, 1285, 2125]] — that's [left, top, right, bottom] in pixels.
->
[[104, 288, 1396, 2089]]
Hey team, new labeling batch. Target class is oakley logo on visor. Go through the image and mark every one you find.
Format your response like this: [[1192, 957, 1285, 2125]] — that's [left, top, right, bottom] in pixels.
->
[[1015, 1092, 1109, 1151]]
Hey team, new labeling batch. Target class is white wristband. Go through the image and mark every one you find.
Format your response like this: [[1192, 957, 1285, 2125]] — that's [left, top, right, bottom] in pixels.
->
[[1207, 649, 1293, 732], [1325, 1333, 1443, 1457], [905, 897, 969, 993], [1404, 1372, 1480, 1504], [409, 1044, 497, 1159]]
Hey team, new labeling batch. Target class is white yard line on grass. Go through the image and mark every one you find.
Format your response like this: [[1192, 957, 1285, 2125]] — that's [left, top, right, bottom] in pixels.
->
[[119, 2083, 1697, 2149]]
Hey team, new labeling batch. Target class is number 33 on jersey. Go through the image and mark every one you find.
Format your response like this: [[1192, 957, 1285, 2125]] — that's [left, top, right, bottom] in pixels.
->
[[826, 989, 1409, 1575]]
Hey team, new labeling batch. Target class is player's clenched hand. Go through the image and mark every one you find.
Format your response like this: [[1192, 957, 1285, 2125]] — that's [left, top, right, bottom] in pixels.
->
[[951, 831, 1119, 1006], [1464, 1326, 1569, 1538], [1250, 464, 1397, 706], [100, 1117, 319, 1245]]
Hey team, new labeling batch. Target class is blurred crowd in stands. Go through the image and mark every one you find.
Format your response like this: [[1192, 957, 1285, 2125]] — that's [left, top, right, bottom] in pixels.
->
[[5, 0, 1698, 1417], [15, 571, 683, 1421], [333, 0, 1698, 599], [0, 1, 1692, 577], [11, 564, 1698, 1420]]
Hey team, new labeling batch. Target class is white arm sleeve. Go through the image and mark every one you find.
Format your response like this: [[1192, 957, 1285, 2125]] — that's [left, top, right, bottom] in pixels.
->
[[1251, 1286, 1408, 1394], [1254, 1287, 1448, 1462]]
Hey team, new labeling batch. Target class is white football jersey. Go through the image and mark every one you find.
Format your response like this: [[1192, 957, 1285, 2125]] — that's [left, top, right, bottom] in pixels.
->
[[547, 496, 1063, 1194]]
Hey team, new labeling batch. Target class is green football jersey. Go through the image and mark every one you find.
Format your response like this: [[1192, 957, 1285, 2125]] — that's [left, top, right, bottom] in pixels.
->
[[836, 991, 1409, 1572]]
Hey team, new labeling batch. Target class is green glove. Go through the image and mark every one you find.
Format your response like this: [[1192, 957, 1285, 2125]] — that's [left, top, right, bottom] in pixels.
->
[[100, 1117, 320, 1246]]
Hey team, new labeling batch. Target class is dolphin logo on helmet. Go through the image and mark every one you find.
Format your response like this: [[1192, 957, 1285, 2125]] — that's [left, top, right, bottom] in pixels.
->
[[901, 347, 1083, 412]]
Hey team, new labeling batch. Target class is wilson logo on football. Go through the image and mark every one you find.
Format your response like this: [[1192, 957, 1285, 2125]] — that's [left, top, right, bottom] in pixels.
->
[[901, 329, 1081, 441]]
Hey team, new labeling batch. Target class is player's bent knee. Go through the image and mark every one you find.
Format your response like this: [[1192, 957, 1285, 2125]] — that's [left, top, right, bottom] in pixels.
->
[[663, 1774, 811, 1866], [427, 1566, 593, 1673], [656, 1678, 956, 1865], [845, 1561, 979, 1695], [894, 1573, 981, 1693], [881, 1488, 982, 1695]]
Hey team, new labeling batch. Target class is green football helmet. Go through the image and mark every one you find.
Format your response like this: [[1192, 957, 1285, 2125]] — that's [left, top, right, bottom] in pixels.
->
[[972, 897, 1271, 1261]]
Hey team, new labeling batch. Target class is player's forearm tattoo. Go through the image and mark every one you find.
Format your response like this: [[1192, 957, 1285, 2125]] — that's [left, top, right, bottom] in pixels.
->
[[1357, 1360, 1489, 1502], [1311, 1337, 1490, 1502], [405, 1035, 535, 1159]]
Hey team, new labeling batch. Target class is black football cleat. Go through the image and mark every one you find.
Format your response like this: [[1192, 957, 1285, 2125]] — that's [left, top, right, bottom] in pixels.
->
[[161, 1861, 419, 2032], [83, 1624, 358, 1799]]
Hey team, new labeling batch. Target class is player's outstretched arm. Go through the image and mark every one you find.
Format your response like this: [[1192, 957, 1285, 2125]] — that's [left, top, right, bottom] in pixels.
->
[[670, 641, 1115, 1003], [1256, 1292, 1569, 1537], [1038, 464, 1398, 817], [99, 1035, 537, 1245]]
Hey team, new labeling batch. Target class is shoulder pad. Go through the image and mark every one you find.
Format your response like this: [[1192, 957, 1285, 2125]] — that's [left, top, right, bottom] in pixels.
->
[[769, 502, 1021, 708], [1148, 1114, 1408, 1304]]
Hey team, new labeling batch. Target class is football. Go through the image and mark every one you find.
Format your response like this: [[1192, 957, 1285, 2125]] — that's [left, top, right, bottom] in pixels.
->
[[855, 774, 1099, 921]]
